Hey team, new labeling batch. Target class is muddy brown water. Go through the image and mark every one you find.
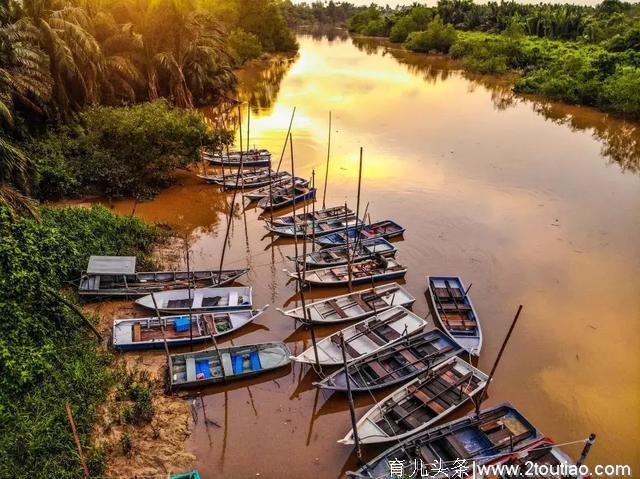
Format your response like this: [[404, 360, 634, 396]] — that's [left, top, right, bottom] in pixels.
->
[[88, 34, 639, 478]]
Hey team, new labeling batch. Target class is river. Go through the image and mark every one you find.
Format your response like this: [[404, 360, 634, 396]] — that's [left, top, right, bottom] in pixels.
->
[[96, 33, 640, 477]]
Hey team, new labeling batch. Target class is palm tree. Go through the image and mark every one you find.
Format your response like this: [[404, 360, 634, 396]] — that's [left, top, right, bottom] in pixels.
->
[[0, 17, 51, 219], [16, 0, 103, 114]]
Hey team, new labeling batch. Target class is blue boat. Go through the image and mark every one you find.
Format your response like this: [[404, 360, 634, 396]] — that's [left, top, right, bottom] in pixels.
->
[[314, 220, 405, 247], [348, 403, 543, 478], [427, 275, 483, 356]]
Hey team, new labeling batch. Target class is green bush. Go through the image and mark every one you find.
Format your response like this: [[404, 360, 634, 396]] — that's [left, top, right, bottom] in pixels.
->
[[229, 28, 264, 65], [0, 205, 162, 478], [404, 16, 458, 53], [601, 66, 640, 116], [29, 101, 230, 199], [390, 16, 419, 43]]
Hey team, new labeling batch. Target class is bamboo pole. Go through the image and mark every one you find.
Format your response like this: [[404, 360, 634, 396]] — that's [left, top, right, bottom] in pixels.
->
[[340, 333, 362, 461], [290, 134, 321, 372], [311, 170, 316, 252], [475, 305, 523, 417], [65, 401, 90, 478], [217, 104, 246, 285], [185, 234, 194, 350], [322, 111, 331, 209], [270, 107, 296, 223], [149, 292, 171, 393], [576, 434, 597, 468], [345, 202, 353, 292], [209, 329, 227, 384]]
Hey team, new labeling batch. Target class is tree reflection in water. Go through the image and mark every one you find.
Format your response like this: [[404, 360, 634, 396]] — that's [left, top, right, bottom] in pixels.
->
[[351, 35, 640, 175]]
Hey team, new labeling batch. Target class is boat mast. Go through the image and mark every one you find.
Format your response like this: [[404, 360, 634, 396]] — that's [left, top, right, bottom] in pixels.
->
[[322, 111, 331, 209], [269, 106, 296, 223], [340, 332, 362, 462]]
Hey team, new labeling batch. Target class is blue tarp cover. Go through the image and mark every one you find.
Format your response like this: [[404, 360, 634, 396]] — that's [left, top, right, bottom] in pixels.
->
[[250, 351, 262, 370], [232, 354, 244, 374]]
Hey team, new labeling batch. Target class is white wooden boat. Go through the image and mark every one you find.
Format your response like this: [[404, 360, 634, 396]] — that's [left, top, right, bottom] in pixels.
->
[[135, 286, 252, 313], [112, 306, 268, 351], [243, 176, 308, 201], [265, 217, 361, 238], [426, 275, 483, 356], [277, 283, 415, 324], [169, 341, 290, 389], [288, 238, 397, 268], [268, 205, 354, 226], [203, 148, 271, 167], [348, 403, 543, 478], [288, 257, 407, 287], [197, 168, 278, 186], [291, 306, 428, 365], [314, 329, 461, 392], [339, 356, 488, 444]]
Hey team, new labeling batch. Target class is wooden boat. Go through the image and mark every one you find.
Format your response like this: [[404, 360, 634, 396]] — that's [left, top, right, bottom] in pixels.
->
[[257, 185, 317, 210], [348, 403, 543, 478], [426, 276, 483, 356], [265, 216, 361, 238], [203, 148, 272, 167], [277, 283, 415, 324], [476, 437, 582, 479], [288, 238, 397, 268], [288, 257, 407, 287], [112, 306, 268, 351], [243, 176, 308, 201], [268, 205, 354, 226], [291, 306, 428, 365], [314, 220, 405, 248], [78, 255, 248, 298], [197, 168, 283, 188], [169, 341, 290, 389], [135, 286, 252, 313], [339, 356, 488, 445], [314, 329, 461, 392]]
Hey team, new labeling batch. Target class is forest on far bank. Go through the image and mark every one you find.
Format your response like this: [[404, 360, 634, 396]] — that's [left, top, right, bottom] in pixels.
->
[[285, 0, 640, 118]]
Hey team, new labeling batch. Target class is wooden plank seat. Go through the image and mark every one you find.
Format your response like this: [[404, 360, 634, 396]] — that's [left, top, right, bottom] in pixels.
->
[[355, 323, 387, 346], [331, 335, 360, 357], [327, 299, 348, 318], [352, 295, 372, 312], [366, 360, 395, 381], [439, 302, 472, 312], [132, 323, 142, 342], [419, 445, 440, 464], [390, 403, 422, 429]]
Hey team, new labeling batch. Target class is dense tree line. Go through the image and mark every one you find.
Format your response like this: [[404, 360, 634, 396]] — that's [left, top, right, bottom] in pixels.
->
[[281, 0, 364, 27], [345, 0, 640, 117], [0, 0, 296, 216]]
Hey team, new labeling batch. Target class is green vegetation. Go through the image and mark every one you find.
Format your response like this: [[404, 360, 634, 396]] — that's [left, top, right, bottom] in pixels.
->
[[346, 0, 640, 118], [0, 205, 162, 478], [282, 1, 362, 28], [28, 101, 229, 200], [0, 0, 296, 216]]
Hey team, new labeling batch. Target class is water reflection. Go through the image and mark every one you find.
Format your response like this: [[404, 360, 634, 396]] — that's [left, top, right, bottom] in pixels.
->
[[236, 54, 298, 113], [351, 36, 639, 174]]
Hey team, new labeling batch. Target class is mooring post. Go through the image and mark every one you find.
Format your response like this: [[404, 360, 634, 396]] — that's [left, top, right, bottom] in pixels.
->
[[576, 433, 597, 468], [345, 202, 353, 292], [185, 234, 194, 350], [475, 305, 523, 417], [311, 169, 317, 252], [340, 333, 362, 462], [270, 107, 296, 222], [322, 111, 331, 209]]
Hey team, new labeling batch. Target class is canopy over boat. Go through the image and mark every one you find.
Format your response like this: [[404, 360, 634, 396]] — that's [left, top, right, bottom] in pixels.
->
[[427, 276, 483, 356], [277, 283, 415, 324], [291, 306, 429, 365], [339, 356, 488, 444], [79, 256, 248, 298], [169, 341, 290, 388]]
